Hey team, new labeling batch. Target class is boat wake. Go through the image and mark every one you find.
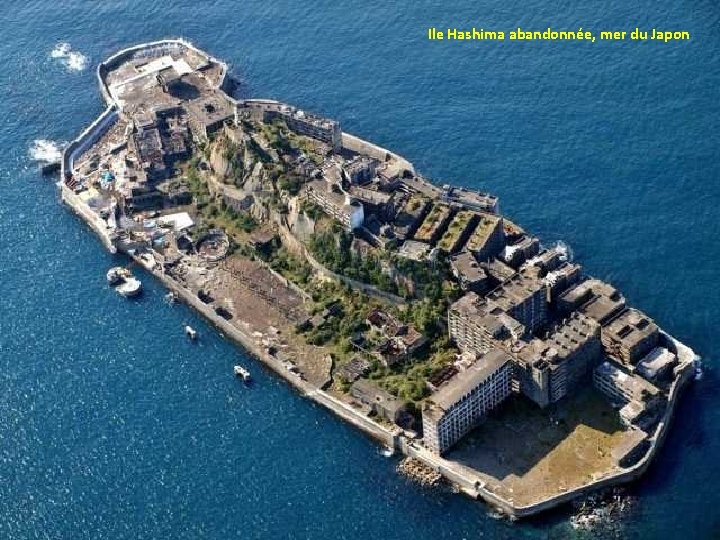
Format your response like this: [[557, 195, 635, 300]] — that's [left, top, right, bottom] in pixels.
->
[[28, 139, 65, 165], [50, 42, 88, 72]]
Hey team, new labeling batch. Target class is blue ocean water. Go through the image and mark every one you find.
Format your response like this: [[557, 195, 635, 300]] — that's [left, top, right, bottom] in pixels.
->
[[1, 0, 718, 538]]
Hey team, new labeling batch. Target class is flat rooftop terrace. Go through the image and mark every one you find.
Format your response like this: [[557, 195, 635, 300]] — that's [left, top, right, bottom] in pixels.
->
[[103, 46, 225, 113]]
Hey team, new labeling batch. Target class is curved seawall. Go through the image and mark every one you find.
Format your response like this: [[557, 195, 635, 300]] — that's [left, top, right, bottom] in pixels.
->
[[57, 39, 698, 520], [61, 106, 118, 181], [97, 38, 233, 106]]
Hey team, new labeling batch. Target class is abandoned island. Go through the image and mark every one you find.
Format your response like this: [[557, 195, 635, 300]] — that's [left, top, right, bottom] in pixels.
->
[[59, 40, 696, 518]]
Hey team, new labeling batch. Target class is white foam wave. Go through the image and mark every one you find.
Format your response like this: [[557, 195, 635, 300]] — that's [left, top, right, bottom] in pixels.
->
[[50, 42, 71, 58], [28, 139, 65, 164], [553, 240, 573, 262], [49, 42, 88, 72]]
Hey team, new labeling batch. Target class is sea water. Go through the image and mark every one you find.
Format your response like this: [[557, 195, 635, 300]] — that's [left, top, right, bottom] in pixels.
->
[[1, 0, 718, 538]]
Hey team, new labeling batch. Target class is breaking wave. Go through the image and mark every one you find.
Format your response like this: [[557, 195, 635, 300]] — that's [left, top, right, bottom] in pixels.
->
[[552, 240, 573, 262], [28, 139, 65, 164], [49, 42, 88, 72]]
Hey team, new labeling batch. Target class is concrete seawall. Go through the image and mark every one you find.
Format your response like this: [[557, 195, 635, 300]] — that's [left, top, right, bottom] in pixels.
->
[[62, 171, 697, 517], [96, 38, 233, 106], [508, 353, 695, 517], [143, 261, 398, 450], [60, 105, 118, 181], [57, 39, 697, 520], [60, 185, 117, 254], [342, 132, 415, 174]]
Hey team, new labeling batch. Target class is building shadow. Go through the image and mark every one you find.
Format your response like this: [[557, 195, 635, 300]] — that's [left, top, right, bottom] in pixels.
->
[[446, 387, 624, 481]]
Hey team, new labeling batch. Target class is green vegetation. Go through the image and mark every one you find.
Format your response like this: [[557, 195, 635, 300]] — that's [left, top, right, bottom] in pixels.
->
[[277, 174, 303, 195], [438, 210, 474, 251], [264, 245, 313, 286], [300, 200, 326, 221], [307, 223, 457, 306], [415, 203, 451, 242], [308, 225, 399, 294], [366, 340, 459, 404]]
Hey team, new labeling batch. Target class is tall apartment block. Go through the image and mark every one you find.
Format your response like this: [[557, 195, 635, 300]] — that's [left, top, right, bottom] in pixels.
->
[[422, 349, 514, 455]]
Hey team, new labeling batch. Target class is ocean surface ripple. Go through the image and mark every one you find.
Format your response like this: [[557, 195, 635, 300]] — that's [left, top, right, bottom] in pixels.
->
[[0, 1, 718, 538]]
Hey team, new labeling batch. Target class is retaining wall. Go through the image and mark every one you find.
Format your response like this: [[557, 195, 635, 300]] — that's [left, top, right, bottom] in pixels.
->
[[278, 224, 407, 305], [342, 132, 415, 173], [61, 106, 118, 181], [58, 40, 698, 520], [143, 263, 397, 450]]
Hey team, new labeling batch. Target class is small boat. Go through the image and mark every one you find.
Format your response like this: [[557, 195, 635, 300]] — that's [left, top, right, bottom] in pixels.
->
[[234, 365, 251, 382], [106, 266, 130, 286], [379, 447, 394, 458], [185, 325, 197, 340], [116, 277, 142, 298], [164, 291, 178, 304]]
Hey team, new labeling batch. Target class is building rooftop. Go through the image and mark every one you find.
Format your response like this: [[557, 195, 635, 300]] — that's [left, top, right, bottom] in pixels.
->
[[450, 251, 487, 284], [414, 203, 452, 242], [603, 308, 659, 350], [437, 210, 476, 252], [351, 379, 405, 415], [559, 278, 626, 324], [596, 361, 661, 402], [349, 185, 393, 206], [486, 272, 546, 313], [440, 184, 499, 213], [466, 212, 502, 252], [428, 349, 512, 411], [450, 293, 525, 341], [521, 245, 567, 275], [480, 258, 516, 284], [636, 347, 677, 380], [397, 240, 432, 261], [516, 313, 599, 367]]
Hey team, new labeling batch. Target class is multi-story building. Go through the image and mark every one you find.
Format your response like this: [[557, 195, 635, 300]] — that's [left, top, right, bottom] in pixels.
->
[[593, 361, 663, 428], [601, 308, 659, 364], [513, 313, 602, 407], [558, 278, 626, 325], [521, 246, 582, 304], [500, 235, 541, 268], [350, 379, 407, 425], [449, 251, 490, 293], [237, 100, 342, 151], [303, 179, 364, 230], [423, 349, 513, 455], [343, 156, 378, 184], [439, 184, 499, 214], [448, 293, 525, 355], [542, 263, 582, 304], [465, 212, 505, 262], [486, 272, 548, 334]]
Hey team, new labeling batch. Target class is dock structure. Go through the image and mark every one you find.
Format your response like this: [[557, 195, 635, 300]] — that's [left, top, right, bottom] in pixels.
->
[[59, 39, 697, 519]]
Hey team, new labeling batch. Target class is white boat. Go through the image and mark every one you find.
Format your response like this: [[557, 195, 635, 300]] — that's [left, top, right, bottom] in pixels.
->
[[164, 291, 178, 304], [106, 266, 130, 286], [234, 365, 251, 382], [185, 325, 197, 340], [116, 277, 142, 298]]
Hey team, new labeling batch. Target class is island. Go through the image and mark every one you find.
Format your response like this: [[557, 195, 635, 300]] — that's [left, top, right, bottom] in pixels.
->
[[59, 39, 697, 518]]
